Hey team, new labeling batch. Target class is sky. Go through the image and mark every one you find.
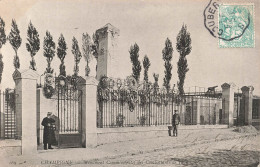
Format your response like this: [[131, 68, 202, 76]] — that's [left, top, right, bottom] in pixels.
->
[[0, 0, 259, 94]]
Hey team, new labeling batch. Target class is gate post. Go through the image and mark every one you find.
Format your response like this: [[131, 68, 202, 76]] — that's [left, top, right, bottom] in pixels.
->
[[196, 98, 201, 125], [241, 86, 254, 125], [221, 83, 235, 127], [13, 69, 39, 155], [77, 76, 98, 148]]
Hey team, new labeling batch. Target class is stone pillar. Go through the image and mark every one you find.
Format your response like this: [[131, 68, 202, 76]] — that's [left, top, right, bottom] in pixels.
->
[[221, 83, 235, 127], [77, 76, 98, 148], [96, 23, 120, 80], [196, 98, 201, 125], [215, 99, 221, 125], [241, 86, 254, 125], [13, 69, 39, 155]]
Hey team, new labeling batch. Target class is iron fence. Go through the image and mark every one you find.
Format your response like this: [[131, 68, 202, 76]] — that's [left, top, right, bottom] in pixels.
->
[[0, 89, 17, 139], [97, 88, 223, 128], [97, 89, 183, 128]]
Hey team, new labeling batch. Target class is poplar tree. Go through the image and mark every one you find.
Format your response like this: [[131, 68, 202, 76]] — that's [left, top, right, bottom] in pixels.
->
[[26, 21, 40, 71], [0, 17, 6, 49], [0, 54, 3, 84], [72, 37, 82, 76], [91, 33, 99, 74], [129, 43, 142, 82], [162, 38, 173, 92], [82, 33, 92, 76], [9, 19, 22, 69], [142, 55, 150, 83], [57, 34, 67, 76], [43, 31, 56, 74], [176, 24, 192, 95], [153, 73, 159, 90], [91, 33, 99, 59], [0, 16, 6, 83]]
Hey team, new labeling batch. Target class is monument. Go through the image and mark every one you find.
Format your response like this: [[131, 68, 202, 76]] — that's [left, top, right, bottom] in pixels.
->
[[95, 23, 120, 80]]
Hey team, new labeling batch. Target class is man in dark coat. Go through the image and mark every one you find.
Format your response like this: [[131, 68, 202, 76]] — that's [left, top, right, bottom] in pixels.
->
[[41, 112, 56, 150], [172, 110, 181, 137]]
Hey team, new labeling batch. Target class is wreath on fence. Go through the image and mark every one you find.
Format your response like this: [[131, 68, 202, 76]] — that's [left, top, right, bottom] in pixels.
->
[[140, 91, 149, 107], [43, 85, 55, 99], [119, 90, 127, 105], [111, 91, 118, 101], [128, 99, 135, 112], [42, 73, 55, 99], [127, 91, 138, 112], [99, 76, 109, 90], [44, 73, 54, 86], [126, 76, 137, 90], [162, 93, 169, 106], [153, 94, 162, 106]]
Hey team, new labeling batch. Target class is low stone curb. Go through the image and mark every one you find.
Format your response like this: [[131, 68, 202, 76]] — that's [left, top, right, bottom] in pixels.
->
[[76, 133, 259, 165]]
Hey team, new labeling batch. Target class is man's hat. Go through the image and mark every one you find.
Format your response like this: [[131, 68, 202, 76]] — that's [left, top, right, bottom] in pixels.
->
[[47, 112, 52, 116]]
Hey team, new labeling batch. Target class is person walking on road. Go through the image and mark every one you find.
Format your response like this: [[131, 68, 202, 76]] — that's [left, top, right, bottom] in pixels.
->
[[172, 110, 181, 137]]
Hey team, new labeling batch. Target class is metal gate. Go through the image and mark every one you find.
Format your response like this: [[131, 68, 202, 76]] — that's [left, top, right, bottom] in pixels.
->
[[1, 89, 17, 139], [55, 78, 83, 148], [185, 100, 197, 125]]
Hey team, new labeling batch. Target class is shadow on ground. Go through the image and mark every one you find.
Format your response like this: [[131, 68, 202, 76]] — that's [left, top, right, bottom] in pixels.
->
[[169, 150, 260, 167]]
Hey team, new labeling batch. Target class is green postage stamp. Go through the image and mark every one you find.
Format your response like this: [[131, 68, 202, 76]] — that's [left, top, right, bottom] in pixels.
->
[[218, 4, 254, 48]]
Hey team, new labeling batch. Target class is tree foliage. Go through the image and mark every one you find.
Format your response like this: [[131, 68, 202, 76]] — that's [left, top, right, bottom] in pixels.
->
[[129, 43, 142, 82], [57, 34, 67, 76], [0, 17, 6, 84], [0, 17, 6, 49], [9, 19, 22, 69], [0, 53, 3, 83], [162, 38, 173, 92], [142, 55, 150, 83], [92, 32, 99, 73], [176, 24, 192, 95], [43, 31, 56, 74], [72, 37, 82, 76], [153, 73, 159, 90], [91, 32, 99, 59], [82, 33, 92, 76], [26, 21, 40, 71]]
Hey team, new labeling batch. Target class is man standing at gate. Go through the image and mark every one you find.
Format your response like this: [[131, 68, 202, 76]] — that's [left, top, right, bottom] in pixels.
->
[[41, 112, 56, 150], [172, 110, 181, 137]]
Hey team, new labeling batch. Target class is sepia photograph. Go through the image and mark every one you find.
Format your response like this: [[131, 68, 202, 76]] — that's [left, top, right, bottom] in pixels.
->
[[0, 0, 259, 166]]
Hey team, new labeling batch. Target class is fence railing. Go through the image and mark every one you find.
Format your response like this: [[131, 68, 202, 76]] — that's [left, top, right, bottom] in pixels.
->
[[97, 89, 185, 128], [97, 89, 223, 128], [0, 89, 17, 139]]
